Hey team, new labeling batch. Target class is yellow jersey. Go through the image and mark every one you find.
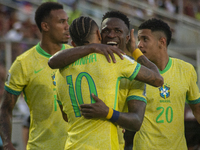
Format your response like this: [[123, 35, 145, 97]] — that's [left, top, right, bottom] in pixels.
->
[[5, 43, 72, 150], [56, 53, 141, 150], [133, 57, 200, 150]]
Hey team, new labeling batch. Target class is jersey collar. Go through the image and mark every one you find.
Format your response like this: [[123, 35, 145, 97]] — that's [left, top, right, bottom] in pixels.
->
[[36, 43, 66, 58], [159, 57, 172, 74]]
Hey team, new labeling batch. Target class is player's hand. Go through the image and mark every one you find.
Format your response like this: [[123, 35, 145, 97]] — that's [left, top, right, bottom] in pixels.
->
[[91, 43, 125, 63], [80, 93, 109, 119], [126, 29, 136, 54], [3, 142, 16, 150]]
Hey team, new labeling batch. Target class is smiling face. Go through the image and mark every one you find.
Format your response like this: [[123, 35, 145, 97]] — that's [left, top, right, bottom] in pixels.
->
[[101, 18, 129, 51], [137, 29, 162, 63], [45, 9, 70, 44]]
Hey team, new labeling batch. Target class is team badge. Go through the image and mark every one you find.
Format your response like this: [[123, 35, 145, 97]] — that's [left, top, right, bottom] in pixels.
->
[[159, 85, 170, 99]]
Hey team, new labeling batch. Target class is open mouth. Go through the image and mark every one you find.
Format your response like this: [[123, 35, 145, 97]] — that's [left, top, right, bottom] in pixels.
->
[[107, 41, 118, 47]]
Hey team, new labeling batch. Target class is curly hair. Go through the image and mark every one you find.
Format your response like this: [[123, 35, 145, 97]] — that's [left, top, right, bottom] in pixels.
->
[[138, 18, 172, 46], [102, 11, 130, 30], [69, 16, 98, 46], [35, 2, 63, 32]]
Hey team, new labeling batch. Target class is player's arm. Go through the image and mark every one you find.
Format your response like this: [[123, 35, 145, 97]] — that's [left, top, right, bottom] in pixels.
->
[[48, 43, 125, 69], [189, 103, 200, 124], [80, 94, 146, 131], [0, 91, 19, 150], [58, 104, 68, 122], [127, 29, 163, 87]]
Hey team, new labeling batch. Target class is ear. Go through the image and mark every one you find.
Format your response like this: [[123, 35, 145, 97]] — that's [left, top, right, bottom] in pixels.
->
[[125, 34, 130, 44], [71, 41, 76, 47], [159, 37, 167, 48], [97, 30, 102, 42], [41, 22, 49, 32]]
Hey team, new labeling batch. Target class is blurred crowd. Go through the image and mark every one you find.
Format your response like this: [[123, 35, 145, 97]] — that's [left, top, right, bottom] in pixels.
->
[[109, 0, 200, 20]]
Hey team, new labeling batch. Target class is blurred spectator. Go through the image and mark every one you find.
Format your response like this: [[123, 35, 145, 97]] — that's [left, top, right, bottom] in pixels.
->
[[195, 1, 200, 20], [183, 1, 195, 18], [5, 21, 23, 42], [68, 1, 82, 25]]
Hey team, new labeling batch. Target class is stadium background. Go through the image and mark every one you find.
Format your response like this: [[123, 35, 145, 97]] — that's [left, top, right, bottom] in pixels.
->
[[0, 0, 200, 149]]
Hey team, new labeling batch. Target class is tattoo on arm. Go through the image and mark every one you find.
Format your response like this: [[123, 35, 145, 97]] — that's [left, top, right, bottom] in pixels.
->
[[0, 91, 18, 145]]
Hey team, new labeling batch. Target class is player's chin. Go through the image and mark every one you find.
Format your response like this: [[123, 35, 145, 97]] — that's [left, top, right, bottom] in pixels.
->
[[61, 40, 68, 44]]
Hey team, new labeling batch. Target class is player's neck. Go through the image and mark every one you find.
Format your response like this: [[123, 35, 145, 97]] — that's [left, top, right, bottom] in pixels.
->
[[40, 39, 63, 56], [155, 54, 169, 71]]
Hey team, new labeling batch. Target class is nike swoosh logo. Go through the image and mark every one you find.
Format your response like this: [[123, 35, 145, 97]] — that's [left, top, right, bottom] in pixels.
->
[[34, 68, 44, 74]]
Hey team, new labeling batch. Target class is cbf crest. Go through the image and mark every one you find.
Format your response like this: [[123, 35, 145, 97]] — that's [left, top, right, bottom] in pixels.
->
[[159, 85, 170, 99]]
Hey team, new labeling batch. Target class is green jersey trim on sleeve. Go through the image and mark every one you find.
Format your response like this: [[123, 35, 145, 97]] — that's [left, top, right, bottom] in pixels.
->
[[4, 86, 21, 95], [36, 43, 66, 58], [126, 95, 147, 104], [129, 63, 141, 81], [159, 57, 172, 74], [187, 97, 200, 104]]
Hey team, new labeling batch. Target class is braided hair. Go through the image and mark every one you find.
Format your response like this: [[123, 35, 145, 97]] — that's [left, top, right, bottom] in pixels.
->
[[138, 18, 172, 46], [35, 2, 63, 32], [69, 16, 98, 46], [102, 11, 130, 30]]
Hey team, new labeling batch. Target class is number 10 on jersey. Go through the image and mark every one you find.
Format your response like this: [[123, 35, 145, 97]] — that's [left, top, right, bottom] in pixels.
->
[[66, 72, 98, 117]]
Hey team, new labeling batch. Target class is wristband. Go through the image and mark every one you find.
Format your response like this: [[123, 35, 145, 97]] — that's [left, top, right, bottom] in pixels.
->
[[106, 108, 120, 122], [110, 109, 120, 122], [132, 48, 143, 61], [106, 107, 113, 119]]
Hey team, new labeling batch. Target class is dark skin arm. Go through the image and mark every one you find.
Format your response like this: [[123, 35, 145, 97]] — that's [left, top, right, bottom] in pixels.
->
[[0, 91, 18, 150], [58, 104, 68, 122], [127, 29, 163, 87], [80, 94, 146, 131], [189, 103, 200, 124], [48, 43, 125, 69]]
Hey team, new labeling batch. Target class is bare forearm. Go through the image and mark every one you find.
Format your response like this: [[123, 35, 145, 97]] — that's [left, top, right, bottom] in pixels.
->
[[116, 112, 142, 131], [48, 45, 94, 69], [0, 91, 18, 147], [137, 55, 159, 74], [190, 103, 200, 124], [0, 109, 13, 146]]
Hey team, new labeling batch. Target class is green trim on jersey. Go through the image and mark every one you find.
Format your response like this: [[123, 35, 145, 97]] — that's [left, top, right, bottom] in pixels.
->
[[127, 95, 147, 104], [129, 63, 141, 80], [187, 97, 200, 104], [159, 57, 172, 74], [4, 86, 21, 95], [36, 43, 66, 58]]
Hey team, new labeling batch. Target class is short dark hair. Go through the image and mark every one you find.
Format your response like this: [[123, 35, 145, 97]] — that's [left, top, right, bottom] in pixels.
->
[[102, 11, 130, 30], [35, 2, 63, 32], [138, 18, 172, 46], [69, 16, 98, 46]]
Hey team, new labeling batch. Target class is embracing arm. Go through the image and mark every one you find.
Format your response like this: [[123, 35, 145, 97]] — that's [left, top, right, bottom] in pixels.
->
[[48, 43, 125, 69], [135, 59, 163, 87], [0, 91, 18, 150], [80, 94, 146, 131], [127, 29, 163, 87], [189, 103, 200, 124]]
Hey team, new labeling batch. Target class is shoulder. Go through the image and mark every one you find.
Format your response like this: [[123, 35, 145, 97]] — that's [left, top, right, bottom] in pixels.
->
[[171, 57, 193, 67], [64, 44, 73, 49], [15, 46, 37, 62], [171, 57, 194, 71]]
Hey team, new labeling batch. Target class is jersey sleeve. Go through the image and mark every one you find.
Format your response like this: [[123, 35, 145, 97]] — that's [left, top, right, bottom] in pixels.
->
[[116, 55, 141, 80], [4, 59, 27, 95], [126, 80, 147, 104], [186, 65, 200, 104]]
